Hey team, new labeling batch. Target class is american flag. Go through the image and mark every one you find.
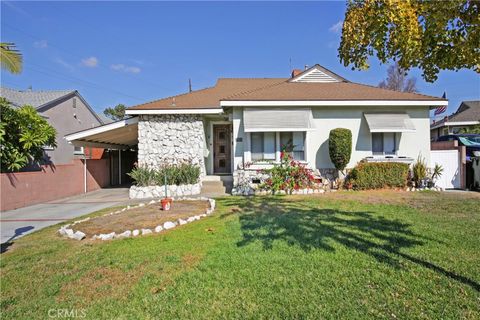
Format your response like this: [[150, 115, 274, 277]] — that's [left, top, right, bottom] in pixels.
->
[[434, 105, 447, 115], [434, 91, 447, 115]]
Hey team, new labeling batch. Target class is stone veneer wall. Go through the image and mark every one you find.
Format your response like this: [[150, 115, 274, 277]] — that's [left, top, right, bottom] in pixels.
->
[[137, 114, 206, 176]]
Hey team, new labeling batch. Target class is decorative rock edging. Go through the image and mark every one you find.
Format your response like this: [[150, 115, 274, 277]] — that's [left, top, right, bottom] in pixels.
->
[[406, 186, 444, 192], [232, 187, 326, 196], [129, 183, 202, 199], [58, 197, 215, 241]]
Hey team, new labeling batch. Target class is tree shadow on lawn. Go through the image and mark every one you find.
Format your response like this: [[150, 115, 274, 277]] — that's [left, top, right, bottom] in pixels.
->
[[221, 197, 480, 292]]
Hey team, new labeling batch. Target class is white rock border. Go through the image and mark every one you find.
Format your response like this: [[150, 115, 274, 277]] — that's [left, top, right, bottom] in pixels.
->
[[405, 186, 444, 192], [58, 197, 216, 241]]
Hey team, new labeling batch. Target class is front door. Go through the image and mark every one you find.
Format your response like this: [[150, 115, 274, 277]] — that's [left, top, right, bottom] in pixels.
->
[[213, 124, 232, 174]]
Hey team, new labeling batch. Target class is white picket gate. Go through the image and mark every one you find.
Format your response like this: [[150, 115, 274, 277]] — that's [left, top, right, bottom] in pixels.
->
[[430, 150, 461, 189]]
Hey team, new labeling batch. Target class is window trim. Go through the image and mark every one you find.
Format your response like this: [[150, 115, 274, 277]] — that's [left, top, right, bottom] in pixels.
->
[[248, 131, 306, 162]]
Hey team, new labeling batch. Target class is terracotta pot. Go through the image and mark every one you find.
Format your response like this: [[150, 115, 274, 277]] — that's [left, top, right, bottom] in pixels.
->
[[160, 198, 173, 211]]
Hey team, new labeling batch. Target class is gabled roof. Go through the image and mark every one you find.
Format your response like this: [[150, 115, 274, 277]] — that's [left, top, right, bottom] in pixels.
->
[[448, 101, 480, 122], [0, 87, 75, 109], [431, 100, 480, 129], [126, 64, 446, 113], [288, 64, 347, 83], [0, 87, 103, 124]]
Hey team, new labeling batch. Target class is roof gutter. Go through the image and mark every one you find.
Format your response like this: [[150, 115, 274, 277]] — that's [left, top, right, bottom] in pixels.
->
[[220, 100, 448, 107], [125, 108, 223, 115], [431, 120, 480, 129]]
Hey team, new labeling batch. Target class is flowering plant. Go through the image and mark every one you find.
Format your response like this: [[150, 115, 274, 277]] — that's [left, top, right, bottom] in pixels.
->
[[260, 152, 316, 193]]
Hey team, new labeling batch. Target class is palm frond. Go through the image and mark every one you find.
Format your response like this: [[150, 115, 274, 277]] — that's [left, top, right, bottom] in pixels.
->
[[0, 42, 23, 74]]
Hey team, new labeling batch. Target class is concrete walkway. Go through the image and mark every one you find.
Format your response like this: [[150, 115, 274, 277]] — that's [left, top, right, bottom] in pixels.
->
[[0, 188, 130, 244]]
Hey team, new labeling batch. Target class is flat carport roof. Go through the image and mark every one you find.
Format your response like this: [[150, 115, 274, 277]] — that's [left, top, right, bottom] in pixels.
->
[[65, 117, 138, 150]]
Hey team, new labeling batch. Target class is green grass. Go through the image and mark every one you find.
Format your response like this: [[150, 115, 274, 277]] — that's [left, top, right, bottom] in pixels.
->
[[1, 191, 479, 319]]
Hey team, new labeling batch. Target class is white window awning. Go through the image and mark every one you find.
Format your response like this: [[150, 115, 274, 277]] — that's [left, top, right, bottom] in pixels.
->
[[244, 108, 314, 132], [364, 113, 416, 133]]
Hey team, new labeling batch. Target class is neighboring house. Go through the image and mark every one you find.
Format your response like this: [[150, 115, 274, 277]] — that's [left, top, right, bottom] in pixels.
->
[[0, 87, 103, 165], [65, 64, 447, 190], [97, 113, 115, 124], [431, 101, 480, 140]]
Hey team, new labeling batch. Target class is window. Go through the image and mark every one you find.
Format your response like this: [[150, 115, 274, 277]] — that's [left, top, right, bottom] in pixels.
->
[[74, 146, 84, 155], [372, 133, 396, 155], [73, 98, 77, 109], [372, 133, 383, 154], [280, 132, 305, 160], [251, 132, 276, 161], [250, 131, 305, 161]]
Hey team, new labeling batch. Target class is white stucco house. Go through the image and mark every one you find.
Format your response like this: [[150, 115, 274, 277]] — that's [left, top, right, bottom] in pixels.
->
[[66, 65, 447, 195]]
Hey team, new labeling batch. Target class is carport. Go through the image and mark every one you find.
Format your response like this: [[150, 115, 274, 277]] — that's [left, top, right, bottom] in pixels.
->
[[65, 117, 139, 186]]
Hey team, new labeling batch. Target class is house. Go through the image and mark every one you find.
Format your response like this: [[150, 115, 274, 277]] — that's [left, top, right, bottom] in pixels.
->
[[0, 87, 104, 164], [431, 101, 480, 141], [0, 87, 113, 211], [65, 64, 447, 195]]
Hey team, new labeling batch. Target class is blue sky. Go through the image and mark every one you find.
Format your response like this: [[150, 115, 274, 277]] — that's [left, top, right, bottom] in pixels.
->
[[1, 1, 479, 119]]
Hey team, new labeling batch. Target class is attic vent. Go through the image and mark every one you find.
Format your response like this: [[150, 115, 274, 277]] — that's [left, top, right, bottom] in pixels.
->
[[291, 68, 339, 83]]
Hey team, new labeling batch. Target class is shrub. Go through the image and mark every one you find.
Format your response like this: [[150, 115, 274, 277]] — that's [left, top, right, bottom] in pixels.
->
[[329, 128, 352, 172], [0, 98, 57, 172], [431, 163, 444, 181], [348, 162, 409, 190], [412, 155, 428, 186], [157, 163, 201, 185], [128, 163, 200, 187], [260, 152, 316, 193]]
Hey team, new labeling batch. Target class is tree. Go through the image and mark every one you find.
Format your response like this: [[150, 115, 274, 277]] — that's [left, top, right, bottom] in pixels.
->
[[0, 42, 23, 74], [378, 62, 417, 92], [459, 125, 480, 134], [339, 0, 480, 82], [0, 98, 57, 172], [103, 104, 126, 121], [329, 128, 352, 175]]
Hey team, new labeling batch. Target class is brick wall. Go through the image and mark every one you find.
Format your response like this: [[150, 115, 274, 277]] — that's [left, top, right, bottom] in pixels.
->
[[1, 159, 110, 211]]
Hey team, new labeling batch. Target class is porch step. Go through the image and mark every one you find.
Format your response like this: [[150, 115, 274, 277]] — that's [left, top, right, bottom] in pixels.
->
[[202, 175, 233, 182], [201, 180, 233, 197]]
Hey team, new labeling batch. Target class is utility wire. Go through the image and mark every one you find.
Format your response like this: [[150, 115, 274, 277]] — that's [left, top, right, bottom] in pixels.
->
[[2, 22, 170, 92], [24, 64, 147, 102]]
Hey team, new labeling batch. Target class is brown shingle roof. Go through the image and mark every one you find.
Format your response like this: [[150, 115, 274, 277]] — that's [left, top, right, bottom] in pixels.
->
[[223, 81, 444, 101], [128, 78, 285, 110], [128, 66, 445, 111]]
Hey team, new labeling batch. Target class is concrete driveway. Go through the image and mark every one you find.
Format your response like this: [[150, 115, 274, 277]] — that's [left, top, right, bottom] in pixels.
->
[[0, 188, 130, 244]]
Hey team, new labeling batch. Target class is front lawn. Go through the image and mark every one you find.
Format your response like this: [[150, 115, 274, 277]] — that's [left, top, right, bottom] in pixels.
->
[[1, 191, 479, 319]]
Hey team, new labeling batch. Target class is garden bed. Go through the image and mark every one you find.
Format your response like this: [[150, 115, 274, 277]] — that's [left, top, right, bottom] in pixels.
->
[[58, 198, 215, 241]]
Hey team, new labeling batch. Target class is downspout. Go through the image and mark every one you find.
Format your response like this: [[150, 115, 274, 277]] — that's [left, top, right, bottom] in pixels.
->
[[83, 152, 87, 193]]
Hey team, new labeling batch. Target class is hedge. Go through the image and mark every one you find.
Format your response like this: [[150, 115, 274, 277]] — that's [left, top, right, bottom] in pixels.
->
[[348, 162, 409, 190], [329, 128, 352, 171]]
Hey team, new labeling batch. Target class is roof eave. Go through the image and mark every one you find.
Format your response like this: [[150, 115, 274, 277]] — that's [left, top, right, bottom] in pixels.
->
[[220, 100, 448, 107], [125, 108, 223, 115]]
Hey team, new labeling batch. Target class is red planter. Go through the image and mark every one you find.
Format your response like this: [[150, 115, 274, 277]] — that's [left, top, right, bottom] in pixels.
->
[[160, 198, 173, 211]]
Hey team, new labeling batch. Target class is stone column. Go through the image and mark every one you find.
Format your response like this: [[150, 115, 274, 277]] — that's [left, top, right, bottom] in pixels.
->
[[137, 114, 206, 176]]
